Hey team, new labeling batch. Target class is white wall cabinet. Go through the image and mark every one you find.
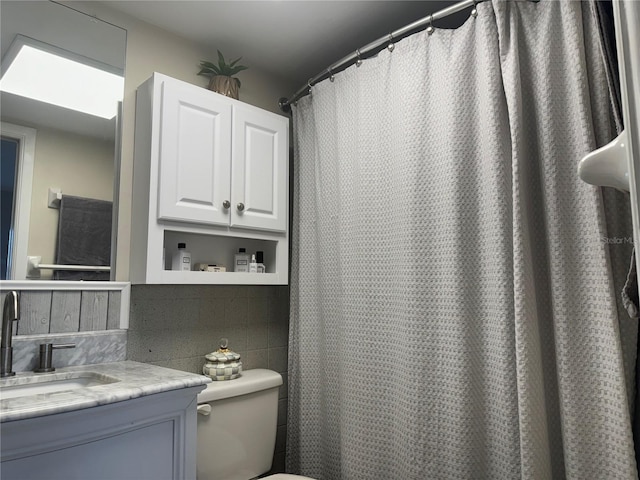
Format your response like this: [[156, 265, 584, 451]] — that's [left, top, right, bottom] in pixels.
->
[[131, 73, 289, 285]]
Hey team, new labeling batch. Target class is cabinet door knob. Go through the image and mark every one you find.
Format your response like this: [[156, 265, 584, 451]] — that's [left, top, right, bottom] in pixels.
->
[[237, 203, 245, 212], [222, 200, 231, 209]]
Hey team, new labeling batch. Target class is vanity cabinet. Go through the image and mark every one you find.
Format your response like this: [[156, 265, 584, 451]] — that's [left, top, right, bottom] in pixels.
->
[[131, 73, 289, 285], [1, 386, 202, 480]]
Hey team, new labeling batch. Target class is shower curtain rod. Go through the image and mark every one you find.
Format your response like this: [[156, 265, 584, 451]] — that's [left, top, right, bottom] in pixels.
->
[[278, 0, 486, 112]]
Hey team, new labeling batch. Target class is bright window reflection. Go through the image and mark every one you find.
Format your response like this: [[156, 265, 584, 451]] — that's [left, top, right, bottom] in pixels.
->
[[0, 44, 124, 119]]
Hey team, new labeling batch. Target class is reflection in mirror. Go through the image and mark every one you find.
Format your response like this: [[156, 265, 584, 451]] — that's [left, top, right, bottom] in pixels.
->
[[0, 1, 126, 281]]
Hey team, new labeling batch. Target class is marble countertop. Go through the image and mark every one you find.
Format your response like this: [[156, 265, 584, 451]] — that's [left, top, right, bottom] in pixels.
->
[[0, 361, 211, 422]]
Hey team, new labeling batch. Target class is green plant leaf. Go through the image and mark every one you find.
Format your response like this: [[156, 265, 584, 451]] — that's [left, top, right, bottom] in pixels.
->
[[198, 60, 223, 77], [199, 52, 248, 79], [217, 50, 226, 68], [198, 66, 220, 76], [228, 65, 249, 76]]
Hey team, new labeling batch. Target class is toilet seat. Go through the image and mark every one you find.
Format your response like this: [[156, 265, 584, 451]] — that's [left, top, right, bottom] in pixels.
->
[[262, 475, 316, 480]]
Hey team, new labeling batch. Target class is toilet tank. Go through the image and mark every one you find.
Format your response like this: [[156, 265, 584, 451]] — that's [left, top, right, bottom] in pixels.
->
[[197, 369, 283, 480]]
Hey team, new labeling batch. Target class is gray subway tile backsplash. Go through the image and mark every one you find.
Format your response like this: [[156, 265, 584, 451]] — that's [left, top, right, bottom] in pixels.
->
[[247, 296, 272, 324], [275, 424, 287, 454], [126, 285, 289, 377], [277, 398, 288, 427], [148, 356, 205, 375], [268, 346, 288, 374], [224, 297, 249, 326], [269, 319, 289, 348], [279, 373, 288, 400], [244, 348, 270, 370], [247, 321, 269, 350], [126, 284, 290, 475]]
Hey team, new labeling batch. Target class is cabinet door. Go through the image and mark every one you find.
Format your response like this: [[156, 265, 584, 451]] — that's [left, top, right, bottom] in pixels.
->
[[158, 79, 231, 226], [231, 104, 288, 232], [2, 420, 175, 480]]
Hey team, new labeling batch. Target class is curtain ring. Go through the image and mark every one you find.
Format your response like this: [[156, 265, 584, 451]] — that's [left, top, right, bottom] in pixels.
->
[[307, 78, 313, 95], [471, 0, 478, 18], [355, 49, 363, 67], [328, 68, 335, 83], [387, 33, 395, 52], [426, 15, 435, 35]]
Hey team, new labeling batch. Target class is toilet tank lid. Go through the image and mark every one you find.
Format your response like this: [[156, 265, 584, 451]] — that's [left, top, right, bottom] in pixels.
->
[[198, 369, 283, 403]]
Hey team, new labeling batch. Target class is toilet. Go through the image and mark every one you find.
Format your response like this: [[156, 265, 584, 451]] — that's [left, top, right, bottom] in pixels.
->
[[196, 368, 315, 480]]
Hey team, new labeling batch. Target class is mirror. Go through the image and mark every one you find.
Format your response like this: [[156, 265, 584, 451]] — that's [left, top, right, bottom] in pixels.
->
[[0, 1, 126, 281]]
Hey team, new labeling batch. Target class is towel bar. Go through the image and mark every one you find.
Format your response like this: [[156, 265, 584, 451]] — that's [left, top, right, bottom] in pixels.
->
[[26, 256, 110, 279]]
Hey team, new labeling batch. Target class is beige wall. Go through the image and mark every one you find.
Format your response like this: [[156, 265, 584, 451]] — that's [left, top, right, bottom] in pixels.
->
[[66, 2, 297, 281], [28, 128, 114, 279]]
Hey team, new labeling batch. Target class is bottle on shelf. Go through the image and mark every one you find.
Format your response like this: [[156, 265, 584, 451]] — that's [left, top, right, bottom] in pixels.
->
[[172, 243, 191, 271], [256, 251, 266, 273], [249, 254, 258, 273], [234, 248, 250, 272]]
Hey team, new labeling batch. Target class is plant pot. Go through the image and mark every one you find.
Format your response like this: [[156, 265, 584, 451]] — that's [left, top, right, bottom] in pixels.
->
[[208, 75, 240, 99]]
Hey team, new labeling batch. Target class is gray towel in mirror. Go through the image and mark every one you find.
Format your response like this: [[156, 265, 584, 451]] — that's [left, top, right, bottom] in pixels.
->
[[53, 195, 112, 281]]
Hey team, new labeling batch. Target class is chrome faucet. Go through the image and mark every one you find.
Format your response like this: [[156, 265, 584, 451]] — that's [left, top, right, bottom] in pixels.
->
[[1, 291, 20, 378]]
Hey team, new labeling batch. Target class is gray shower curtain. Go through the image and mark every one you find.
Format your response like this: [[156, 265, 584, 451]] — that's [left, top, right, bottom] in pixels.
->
[[288, 1, 637, 479]]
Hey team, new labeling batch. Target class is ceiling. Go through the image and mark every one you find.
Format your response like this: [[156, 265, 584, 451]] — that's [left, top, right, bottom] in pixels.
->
[[1, 1, 126, 140], [103, 1, 465, 92]]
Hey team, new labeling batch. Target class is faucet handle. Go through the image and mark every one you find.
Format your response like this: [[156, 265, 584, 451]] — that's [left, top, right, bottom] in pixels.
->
[[34, 343, 76, 373]]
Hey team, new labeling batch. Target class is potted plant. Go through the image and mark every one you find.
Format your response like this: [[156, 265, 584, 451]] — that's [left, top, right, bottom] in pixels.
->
[[198, 50, 248, 100]]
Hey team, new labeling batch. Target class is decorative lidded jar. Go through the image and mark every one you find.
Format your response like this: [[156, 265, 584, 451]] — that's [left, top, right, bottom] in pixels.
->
[[203, 338, 242, 381]]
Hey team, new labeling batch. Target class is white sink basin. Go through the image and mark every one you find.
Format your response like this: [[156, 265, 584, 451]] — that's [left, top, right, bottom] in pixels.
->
[[0, 372, 120, 400]]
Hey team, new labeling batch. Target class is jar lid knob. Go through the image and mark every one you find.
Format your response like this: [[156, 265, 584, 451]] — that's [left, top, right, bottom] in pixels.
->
[[219, 337, 229, 351]]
